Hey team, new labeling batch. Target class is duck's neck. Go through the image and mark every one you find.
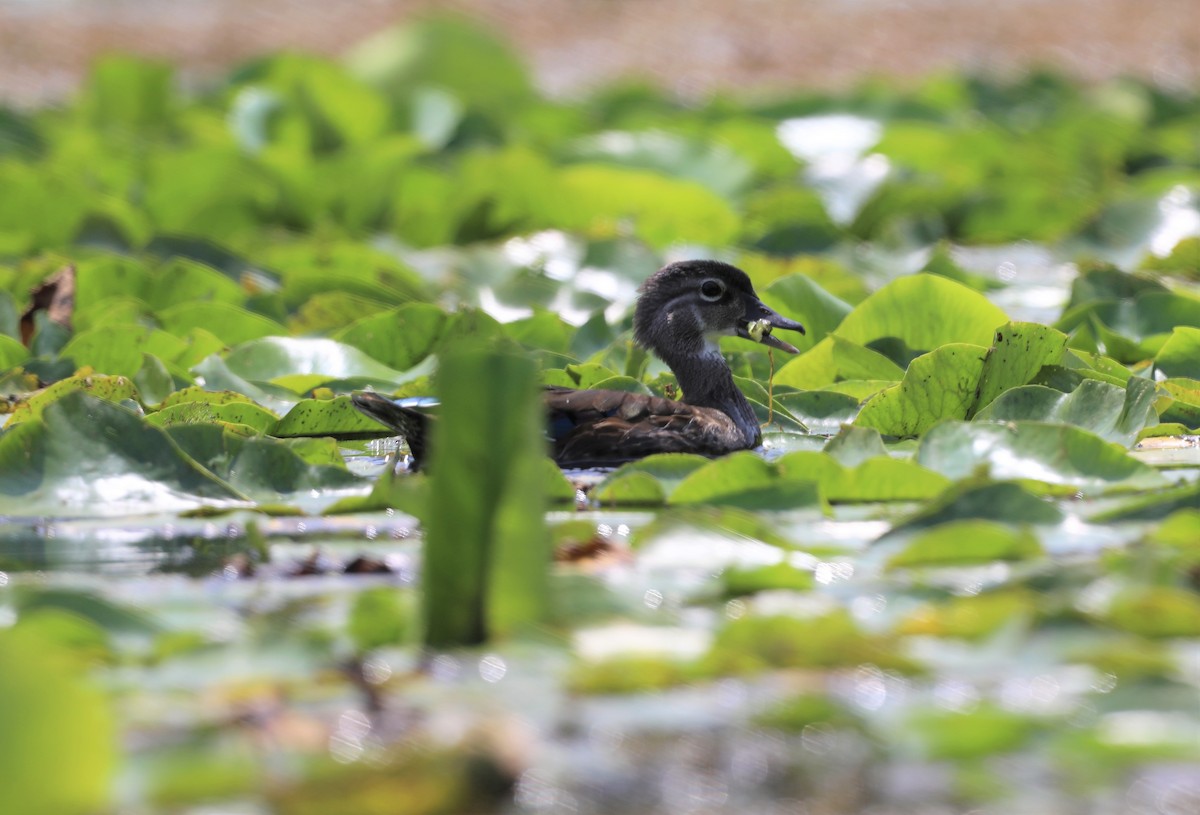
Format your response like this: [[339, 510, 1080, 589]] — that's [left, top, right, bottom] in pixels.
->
[[662, 345, 761, 447]]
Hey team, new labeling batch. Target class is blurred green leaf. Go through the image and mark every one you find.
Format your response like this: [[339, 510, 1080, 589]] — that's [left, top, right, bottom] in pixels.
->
[[423, 349, 549, 645], [0, 625, 117, 814]]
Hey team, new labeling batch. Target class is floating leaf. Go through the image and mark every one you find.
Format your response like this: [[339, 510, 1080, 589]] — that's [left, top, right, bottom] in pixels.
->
[[855, 344, 988, 437], [6, 374, 137, 426], [669, 452, 823, 510], [976, 377, 1158, 446], [333, 303, 448, 372], [888, 481, 1064, 537], [774, 335, 904, 390], [835, 274, 1008, 352], [888, 521, 1043, 569], [222, 337, 414, 384], [910, 704, 1041, 760], [771, 390, 860, 434], [158, 301, 283, 347], [1154, 325, 1200, 379], [0, 392, 244, 516], [272, 396, 393, 437], [147, 401, 278, 434], [0, 625, 116, 815], [970, 321, 1069, 416], [592, 453, 709, 504], [165, 424, 359, 498], [552, 164, 740, 247], [702, 611, 917, 675], [917, 421, 1166, 492], [1102, 588, 1200, 638]]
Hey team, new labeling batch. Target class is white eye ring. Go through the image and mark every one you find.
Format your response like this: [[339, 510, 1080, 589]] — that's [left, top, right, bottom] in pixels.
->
[[699, 279, 725, 301]]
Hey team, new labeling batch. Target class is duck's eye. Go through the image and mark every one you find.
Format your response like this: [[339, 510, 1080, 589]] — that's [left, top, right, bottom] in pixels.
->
[[699, 279, 725, 301]]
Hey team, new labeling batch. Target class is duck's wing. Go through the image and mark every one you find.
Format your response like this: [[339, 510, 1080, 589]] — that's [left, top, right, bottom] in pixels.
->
[[543, 386, 744, 467]]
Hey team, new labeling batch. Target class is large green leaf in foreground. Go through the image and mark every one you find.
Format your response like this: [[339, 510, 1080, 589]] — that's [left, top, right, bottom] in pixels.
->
[[0, 625, 116, 815], [423, 348, 550, 646], [0, 392, 245, 516]]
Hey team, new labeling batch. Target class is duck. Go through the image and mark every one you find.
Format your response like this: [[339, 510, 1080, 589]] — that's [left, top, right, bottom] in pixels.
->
[[352, 259, 805, 469]]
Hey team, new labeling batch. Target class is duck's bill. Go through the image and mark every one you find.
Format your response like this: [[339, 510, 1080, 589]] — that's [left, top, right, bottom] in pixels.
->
[[737, 299, 806, 354]]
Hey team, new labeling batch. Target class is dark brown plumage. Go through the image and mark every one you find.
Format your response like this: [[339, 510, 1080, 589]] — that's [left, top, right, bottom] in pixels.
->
[[353, 259, 805, 469]]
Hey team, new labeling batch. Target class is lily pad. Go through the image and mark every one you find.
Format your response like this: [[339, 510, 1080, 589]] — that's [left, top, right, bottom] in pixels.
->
[[6, 374, 137, 426], [970, 321, 1069, 416], [333, 302, 448, 372], [146, 401, 279, 434], [772, 390, 861, 434], [592, 453, 709, 504], [855, 344, 988, 437], [668, 452, 823, 510], [886, 480, 1064, 537], [1154, 325, 1200, 379], [975, 377, 1158, 446], [835, 274, 1009, 352], [222, 337, 414, 384], [0, 392, 244, 516], [158, 301, 284, 347], [916, 421, 1167, 492], [773, 335, 904, 390], [272, 395, 396, 437], [888, 520, 1043, 569], [164, 424, 361, 498]]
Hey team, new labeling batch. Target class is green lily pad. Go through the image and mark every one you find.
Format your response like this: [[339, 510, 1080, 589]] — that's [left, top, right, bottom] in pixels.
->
[[160, 387, 259, 410], [855, 344, 989, 437], [0, 624, 117, 815], [887, 480, 1064, 537], [898, 590, 1036, 639], [147, 401, 279, 434], [0, 334, 29, 370], [776, 450, 948, 502], [273, 395, 396, 437], [916, 421, 1167, 492], [6, 374, 138, 426], [888, 520, 1043, 569], [553, 164, 741, 247], [668, 452, 823, 510], [910, 704, 1041, 760], [773, 335, 905, 390], [222, 337, 414, 384], [0, 392, 245, 516], [1102, 588, 1200, 638], [970, 321, 1069, 416], [333, 302, 448, 372], [772, 390, 861, 434], [165, 424, 360, 498], [1157, 377, 1200, 426], [158, 301, 284, 347], [763, 274, 854, 352], [822, 424, 888, 467], [701, 610, 917, 676], [145, 257, 246, 311], [722, 562, 815, 596], [592, 453, 709, 504], [975, 377, 1158, 446], [1154, 325, 1200, 379], [833, 456, 952, 502], [835, 274, 1009, 352]]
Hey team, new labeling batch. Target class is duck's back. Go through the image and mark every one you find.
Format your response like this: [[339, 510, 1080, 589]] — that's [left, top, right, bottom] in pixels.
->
[[544, 386, 747, 468]]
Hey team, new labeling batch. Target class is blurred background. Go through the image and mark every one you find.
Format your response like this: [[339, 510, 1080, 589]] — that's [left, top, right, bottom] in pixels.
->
[[2, 0, 1198, 107]]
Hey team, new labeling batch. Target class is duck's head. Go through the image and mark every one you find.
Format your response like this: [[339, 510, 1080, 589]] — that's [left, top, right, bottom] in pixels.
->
[[633, 260, 806, 360]]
